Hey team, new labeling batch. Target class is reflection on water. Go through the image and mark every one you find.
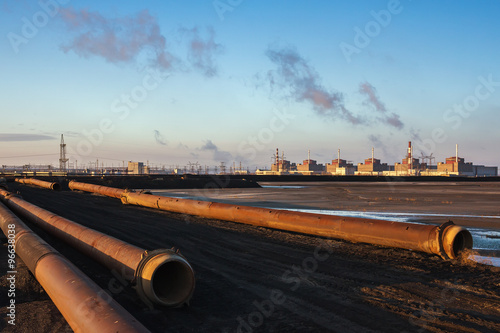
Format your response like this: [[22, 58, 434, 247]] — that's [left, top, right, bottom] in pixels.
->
[[271, 208, 500, 222], [260, 185, 308, 189], [468, 255, 500, 267]]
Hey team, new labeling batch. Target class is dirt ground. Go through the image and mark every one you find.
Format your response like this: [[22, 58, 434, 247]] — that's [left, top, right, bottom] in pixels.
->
[[1, 181, 499, 332]]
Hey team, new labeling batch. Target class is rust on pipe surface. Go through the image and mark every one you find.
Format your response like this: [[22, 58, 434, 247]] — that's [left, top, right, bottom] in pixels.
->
[[69, 180, 126, 199], [69, 181, 473, 260], [15, 178, 61, 191], [121, 191, 472, 259], [0, 201, 150, 332], [67, 181, 474, 259], [0, 189, 195, 308]]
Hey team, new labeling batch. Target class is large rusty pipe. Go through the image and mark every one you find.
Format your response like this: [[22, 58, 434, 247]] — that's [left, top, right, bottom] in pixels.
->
[[15, 178, 61, 191], [67, 181, 473, 259], [0, 201, 150, 332], [0, 189, 195, 307], [69, 181, 472, 260], [121, 191, 473, 259], [69, 180, 126, 199]]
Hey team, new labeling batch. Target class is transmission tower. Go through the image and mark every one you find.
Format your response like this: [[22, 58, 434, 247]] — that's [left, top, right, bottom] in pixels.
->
[[59, 134, 69, 171], [219, 162, 226, 174]]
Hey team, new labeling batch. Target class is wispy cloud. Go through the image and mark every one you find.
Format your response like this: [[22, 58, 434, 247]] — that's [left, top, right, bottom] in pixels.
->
[[199, 139, 233, 162], [410, 127, 422, 143], [59, 8, 175, 70], [58, 8, 223, 76], [265, 44, 363, 125], [0, 133, 56, 142], [181, 26, 223, 77], [153, 130, 167, 145], [359, 81, 404, 129], [200, 139, 217, 151], [368, 134, 390, 159]]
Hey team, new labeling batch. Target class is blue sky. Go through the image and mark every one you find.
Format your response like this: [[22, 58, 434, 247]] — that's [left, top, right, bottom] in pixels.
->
[[1, 0, 499, 170]]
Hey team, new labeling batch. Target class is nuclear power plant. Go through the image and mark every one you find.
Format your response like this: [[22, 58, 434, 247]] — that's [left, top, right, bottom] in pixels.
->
[[1, 137, 497, 177], [257, 142, 498, 177]]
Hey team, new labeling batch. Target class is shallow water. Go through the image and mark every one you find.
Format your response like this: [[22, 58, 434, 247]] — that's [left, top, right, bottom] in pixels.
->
[[260, 185, 308, 189]]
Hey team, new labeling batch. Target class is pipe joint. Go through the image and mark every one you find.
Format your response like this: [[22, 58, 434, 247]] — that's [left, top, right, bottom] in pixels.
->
[[134, 248, 195, 308]]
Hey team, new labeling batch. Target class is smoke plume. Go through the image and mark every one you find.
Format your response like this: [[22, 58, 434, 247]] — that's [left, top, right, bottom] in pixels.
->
[[199, 139, 233, 162], [265, 45, 363, 125], [359, 81, 404, 129], [0, 133, 56, 142], [59, 8, 223, 76], [182, 26, 223, 77], [59, 8, 175, 70], [153, 130, 167, 145]]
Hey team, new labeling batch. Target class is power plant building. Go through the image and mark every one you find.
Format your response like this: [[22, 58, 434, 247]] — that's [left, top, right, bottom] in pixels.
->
[[258, 143, 497, 177], [296, 152, 324, 174], [355, 148, 391, 175], [326, 149, 355, 175]]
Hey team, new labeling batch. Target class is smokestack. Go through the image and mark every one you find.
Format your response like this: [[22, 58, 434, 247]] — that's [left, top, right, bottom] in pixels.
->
[[276, 148, 279, 165], [456, 144, 458, 163], [371, 147, 374, 164], [338, 148, 340, 165], [308, 149, 311, 163], [408, 141, 412, 170]]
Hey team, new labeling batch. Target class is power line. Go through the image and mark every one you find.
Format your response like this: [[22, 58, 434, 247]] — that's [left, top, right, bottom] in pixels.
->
[[0, 153, 58, 159]]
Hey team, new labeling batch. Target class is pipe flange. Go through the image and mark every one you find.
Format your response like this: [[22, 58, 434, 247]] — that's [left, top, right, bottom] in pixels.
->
[[134, 248, 195, 308], [436, 220, 455, 260]]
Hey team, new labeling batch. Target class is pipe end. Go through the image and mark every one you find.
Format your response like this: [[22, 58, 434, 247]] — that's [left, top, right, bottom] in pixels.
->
[[135, 249, 195, 308], [441, 223, 473, 259]]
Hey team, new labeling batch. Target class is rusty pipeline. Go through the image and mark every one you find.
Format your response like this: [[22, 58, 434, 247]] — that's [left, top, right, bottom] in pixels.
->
[[120, 191, 472, 259], [66, 181, 473, 259], [69, 181, 473, 260], [15, 178, 61, 191], [68, 180, 126, 198], [0, 201, 150, 332], [0, 189, 195, 307]]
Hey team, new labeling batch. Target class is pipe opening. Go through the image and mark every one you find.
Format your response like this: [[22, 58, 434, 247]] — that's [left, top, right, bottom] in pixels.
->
[[51, 183, 61, 191], [152, 261, 195, 305], [442, 226, 473, 259], [452, 230, 473, 258], [136, 251, 195, 307]]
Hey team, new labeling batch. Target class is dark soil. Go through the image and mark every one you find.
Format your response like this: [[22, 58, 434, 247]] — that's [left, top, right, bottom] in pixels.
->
[[0, 182, 499, 332]]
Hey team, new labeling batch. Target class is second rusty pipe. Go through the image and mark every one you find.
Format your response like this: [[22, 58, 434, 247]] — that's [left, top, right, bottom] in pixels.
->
[[122, 191, 473, 259], [0, 189, 195, 307], [15, 178, 61, 191], [68, 181, 473, 259], [0, 201, 150, 332], [69, 180, 125, 198]]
